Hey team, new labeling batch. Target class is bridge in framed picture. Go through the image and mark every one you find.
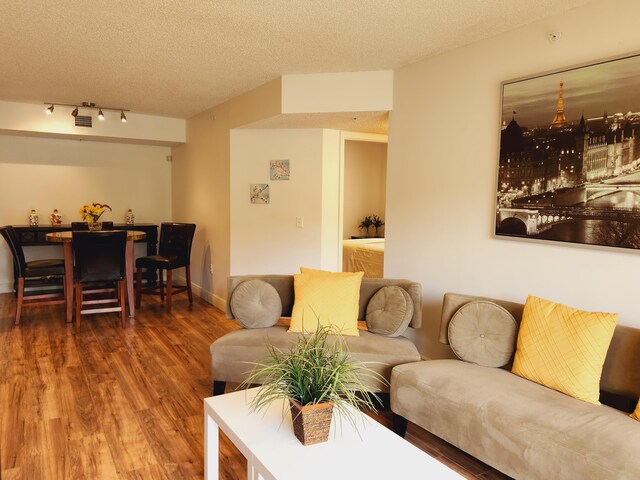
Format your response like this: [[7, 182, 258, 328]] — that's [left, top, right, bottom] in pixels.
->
[[495, 53, 640, 251]]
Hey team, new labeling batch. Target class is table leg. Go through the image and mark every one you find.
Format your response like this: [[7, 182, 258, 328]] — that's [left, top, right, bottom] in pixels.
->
[[125, 239, 135, 318], [205, 412, 219, 480], [63, 242, 73, 323]]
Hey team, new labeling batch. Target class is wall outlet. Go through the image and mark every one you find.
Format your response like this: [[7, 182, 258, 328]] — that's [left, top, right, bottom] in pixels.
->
[[209, 263, 213, 274], [296, 216, 304, 228]]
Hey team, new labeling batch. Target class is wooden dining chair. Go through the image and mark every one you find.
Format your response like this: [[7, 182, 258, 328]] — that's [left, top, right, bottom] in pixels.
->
[[135, 223, 196, 313], [71, 222, 89, 230], [73, 231, 127, 329], [72, 221, 113, 230], [0, 225, 66, 325]]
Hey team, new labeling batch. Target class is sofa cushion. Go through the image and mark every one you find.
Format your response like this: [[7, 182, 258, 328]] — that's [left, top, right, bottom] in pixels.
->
[[391, 360, 640, 480], [230, 279, 282, 328], [366, 286, 413, 337], [512, 295, 618, 404], [289, 270, 363, 336], [211, 325, 420, 392], [448, 301, 517, 368]]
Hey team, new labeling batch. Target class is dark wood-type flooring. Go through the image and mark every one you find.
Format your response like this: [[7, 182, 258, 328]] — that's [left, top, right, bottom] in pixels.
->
[[0, 292, 510, 479]]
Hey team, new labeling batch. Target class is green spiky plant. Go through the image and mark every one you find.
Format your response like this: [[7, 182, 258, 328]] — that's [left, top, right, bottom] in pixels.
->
[[241, 325, 387, 431]]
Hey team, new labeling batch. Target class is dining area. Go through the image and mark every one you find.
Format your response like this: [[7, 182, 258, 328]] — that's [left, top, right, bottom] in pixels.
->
[[0, 216, 196, 330]]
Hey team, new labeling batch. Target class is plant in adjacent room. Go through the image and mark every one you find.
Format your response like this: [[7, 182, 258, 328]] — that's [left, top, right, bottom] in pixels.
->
[[371, 214, 385, 237], [358, 215, 374, 237], [241, 325, 386, 445]]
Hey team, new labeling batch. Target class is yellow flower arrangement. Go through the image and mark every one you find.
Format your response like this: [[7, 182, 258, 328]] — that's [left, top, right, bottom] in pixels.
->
[[79, 202, 112, 223]]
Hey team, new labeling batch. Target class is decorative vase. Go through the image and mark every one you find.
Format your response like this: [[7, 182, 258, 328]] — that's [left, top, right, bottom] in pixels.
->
[[50, 209, 62, 225], [289, 399, 334, 446], [29, 209, 39, 226], [126, 209, 134, 225], [88, 220, 102, 231]]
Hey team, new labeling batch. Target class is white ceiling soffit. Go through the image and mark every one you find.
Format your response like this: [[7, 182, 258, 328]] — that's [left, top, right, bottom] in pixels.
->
[[0, 1, 593, 119], [241, 111, 389, 134]]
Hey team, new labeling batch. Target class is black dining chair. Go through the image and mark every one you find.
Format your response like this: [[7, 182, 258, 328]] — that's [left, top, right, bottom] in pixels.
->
[[0, 225, 66, 325], [71, 222, 89, 230], [72, 221, 114, 230], [73, 231, 127, 329], [135, 223, 196, 313]]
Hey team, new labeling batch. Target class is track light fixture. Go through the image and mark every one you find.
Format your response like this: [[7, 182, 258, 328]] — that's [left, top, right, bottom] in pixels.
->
[[43, 101, 130, 123]]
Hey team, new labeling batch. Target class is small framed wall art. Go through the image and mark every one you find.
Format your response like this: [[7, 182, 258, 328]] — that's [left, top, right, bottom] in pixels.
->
[[250, 184, 270, 204], [270, 160, 290, 180]]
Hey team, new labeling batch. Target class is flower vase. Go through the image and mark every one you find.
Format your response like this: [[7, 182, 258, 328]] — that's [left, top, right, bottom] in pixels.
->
[[88, 220, 102, 231]]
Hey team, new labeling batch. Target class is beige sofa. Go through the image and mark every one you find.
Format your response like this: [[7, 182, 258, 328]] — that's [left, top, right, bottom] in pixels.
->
[[210, 275, 423, 395], [391, 293, 640, 480]]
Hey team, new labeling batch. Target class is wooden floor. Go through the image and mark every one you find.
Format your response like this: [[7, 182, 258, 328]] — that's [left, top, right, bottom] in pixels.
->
[[0, 292, 510, 480]]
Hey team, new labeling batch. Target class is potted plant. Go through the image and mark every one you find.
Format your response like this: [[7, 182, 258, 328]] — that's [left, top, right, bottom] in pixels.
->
[[371, 214, 385, 237], [358, 215, 373, 237], [241, 325, 386, 446]]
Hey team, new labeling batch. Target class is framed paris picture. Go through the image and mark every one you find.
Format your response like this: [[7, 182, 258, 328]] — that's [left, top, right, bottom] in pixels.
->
[[495, 53, 640, 250]]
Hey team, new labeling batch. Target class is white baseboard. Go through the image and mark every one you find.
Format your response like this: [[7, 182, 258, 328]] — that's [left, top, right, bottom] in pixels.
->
[[173, 274, 226, 311], [0, 281, 13, 294]]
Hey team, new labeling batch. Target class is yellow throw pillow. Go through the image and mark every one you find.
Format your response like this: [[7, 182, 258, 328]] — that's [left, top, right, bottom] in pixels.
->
[[289, 270, 363, 336], [511, 295, 618, 405], [631, 401, 640, 421]]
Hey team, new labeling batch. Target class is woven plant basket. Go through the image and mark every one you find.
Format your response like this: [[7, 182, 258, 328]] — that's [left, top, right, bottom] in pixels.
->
[[289, 399, 334, 446]]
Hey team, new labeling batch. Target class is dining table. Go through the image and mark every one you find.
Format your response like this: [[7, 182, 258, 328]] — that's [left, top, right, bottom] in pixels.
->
[[46, 230, 147, 323]]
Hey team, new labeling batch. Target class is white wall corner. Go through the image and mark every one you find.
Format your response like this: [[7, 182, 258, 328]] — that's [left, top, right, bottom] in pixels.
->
[[281, 71, 393, 114], [174, 273, 226, 311]]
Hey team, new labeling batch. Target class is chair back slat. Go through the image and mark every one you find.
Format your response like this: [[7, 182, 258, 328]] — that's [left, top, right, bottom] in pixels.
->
[[71, 222, 89, 231], [159, 223, 196, 266], [73, 231, 127, 283], [0, 225, 27, 276]]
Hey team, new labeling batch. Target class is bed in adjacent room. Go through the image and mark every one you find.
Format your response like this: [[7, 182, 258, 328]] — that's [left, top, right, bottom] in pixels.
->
[[342, 238, 384, 278]]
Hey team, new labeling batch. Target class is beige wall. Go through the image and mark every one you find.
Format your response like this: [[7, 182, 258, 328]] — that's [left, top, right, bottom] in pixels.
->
[[171, 79, 282, 308], [386, 0, 640, 359], [230, 129, 325, 274], [0, 134, 172, 291], [343, 140, 387, 239]]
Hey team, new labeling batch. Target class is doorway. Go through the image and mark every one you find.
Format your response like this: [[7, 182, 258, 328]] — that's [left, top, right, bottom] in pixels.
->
[[338, 132, 388, 274]]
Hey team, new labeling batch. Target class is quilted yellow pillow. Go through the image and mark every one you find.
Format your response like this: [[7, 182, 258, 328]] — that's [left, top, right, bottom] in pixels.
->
[[289, 269, 363, 336], [631, 401, 640, 421], [511, 295, 618, 405]]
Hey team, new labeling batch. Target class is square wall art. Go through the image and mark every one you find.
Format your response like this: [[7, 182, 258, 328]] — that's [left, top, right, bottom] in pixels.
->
[[270, 160, 290, 180], [496, 53, 640, 251], [250, 184, 270, 204]]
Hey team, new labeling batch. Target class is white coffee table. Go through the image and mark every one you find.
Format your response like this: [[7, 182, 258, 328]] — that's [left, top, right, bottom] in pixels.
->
[[204, 388, 464, 480]]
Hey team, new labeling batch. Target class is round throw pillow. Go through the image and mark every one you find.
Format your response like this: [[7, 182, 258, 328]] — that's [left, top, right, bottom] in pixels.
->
[[366, 286, 414, 337], [448, 301, 518, 368], [230, 279, 282, 328]]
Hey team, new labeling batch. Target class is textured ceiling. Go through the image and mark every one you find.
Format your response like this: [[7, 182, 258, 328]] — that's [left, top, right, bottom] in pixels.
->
[[0, 1, 593, 119]]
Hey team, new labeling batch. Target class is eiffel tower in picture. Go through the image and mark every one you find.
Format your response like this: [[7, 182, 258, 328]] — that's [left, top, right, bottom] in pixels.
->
[[550, 81, 568, 129]]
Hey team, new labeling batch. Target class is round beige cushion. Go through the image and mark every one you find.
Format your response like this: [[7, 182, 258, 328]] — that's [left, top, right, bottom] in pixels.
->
[[366, 286, 414, 337], [448, 301, 518, 368], [230, 279, 282, 328]]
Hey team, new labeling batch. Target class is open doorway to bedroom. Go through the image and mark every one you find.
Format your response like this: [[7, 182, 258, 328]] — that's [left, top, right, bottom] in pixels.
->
[[339, 133, 388, 277]]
